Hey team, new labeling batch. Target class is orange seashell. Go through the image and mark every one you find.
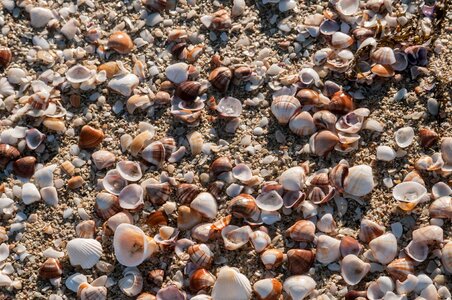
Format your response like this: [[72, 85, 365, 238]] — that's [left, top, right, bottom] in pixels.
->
[[206, 9, 232, 31], [146, 210, 168, 228], [187, 243, 213, 268], [177, 205, 202, 230], [98, 61, 120, 78], [0, 46, 12, 67], [107, 31, 134, 54], [211, 215, 232, 232], [137, 292, 157, 300], [253, 278, 282, 300], [189, 268, 216, 292], [419, 128, 438, 148], [0, 144, 20, 169], [287, 249, 315, 275], [187, 45, 204, 63], [68, 176, 85, 190], [209, 67, 232, 93], [79, 125, 105, 149], [147, 269, 165, 286], [13, 156, 36, 178], [371, 64, 395, 77], [329, 161, 349, 193], [344, 290, 367, 300], [387, 258, 415, 281], [286, 220, 316, 242], [296, 89, 320, 105], [340, 236, 362, 257], [328, 91, 354, 114], [261, 249, 284, 270], [39, 258, 63, 279]]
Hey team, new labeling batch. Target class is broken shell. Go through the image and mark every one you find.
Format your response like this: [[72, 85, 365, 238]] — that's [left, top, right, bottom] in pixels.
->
[[369, 233, 398, 264], [253, 278, 282, 300], [142, 141, 166, 167], [359, 219, 385, 243], [176, 183, 200, 204], [68, 176, 85, 190], [118, 268, 143, 297], [271, 95, 301, 125], [92, 150, 116, 170], [117, 161, 142, 182], [119, 184, 144, 210], [113, 223, 158, 267], [341, 254, 371, 285], [393, 181, 427, 211], [211, 266, 251, 300], [395, 127, 414, 148], [429, 196, 452, 219], [371, 47, 396, 65], [66, 238, 103, 269], [336, 0, 359, 15], [79, 125, 104, 149], [286, 220, 316, 242], [209, 67, 232, 93], [98, 61, 121, 78], [261, 249, 284, 270], [279, 166, 307, 191], [108, 31, 134, 54], [95, 192, 121, 220], [283, 275, 316, 300], [103, 169, 127, 195], [201, 9, 232, 31], [395, 274, 418, 295], [0, 47, 12, 67], [190, 192, 218, 219], [287, 249, 315, 275], [25, 128, 46, 150], [166, 62, 188, 84], [66, 64, 95, 84], [340, 236, 362, 257], [108, 73, 140, 97], [190, 268, 216, 292], [344, 165, 374, 197], [40, 186, 58, 207], [22, 182, 41, 205], [191, 224, 213, 242], [39, 258, 63, 279], [249, 230, 271, 253], [142, 0, 168, 11], [13, 156, 36, 178], [299, 68, 321, 86], [316, 235, 341, 264], [386, 258, 415, 281], [187, 244, 213, 268], [289, 111, 317, 136]]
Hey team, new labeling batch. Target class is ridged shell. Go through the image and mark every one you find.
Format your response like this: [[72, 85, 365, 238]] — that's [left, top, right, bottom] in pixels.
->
[[39, 258, 63, 279], [79, 283, 108, 300], [429, 196, 452, 219], [289, 111, 317, 136], [287, 249, 315, 275], [119, 267, 143, 297], [387, 258, 415, 281], [209, 67, 232, 93], [0, 144, 20, 168], [95, 192, 121, 220], [331, 32, 354, 49], [187, 244, 213, 268], [142, 141, 166, 166], [66, 238, 103, 269], [175, 81, 201, 102], [211, 266, 251, 300], [229, 194, 260, 221], [176, 183, 200, 204], [144, 182, 171, 206], [369, 233, 398, 264], [190, 268, 216, 292], [371, 47, 396, 65], [359, 219, 385, 243], [271, 95, 301, 125]]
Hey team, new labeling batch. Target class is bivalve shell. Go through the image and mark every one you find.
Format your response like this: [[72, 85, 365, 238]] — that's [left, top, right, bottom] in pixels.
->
[[441, 241, 452, 273], [283, 275, 316, 300], [79, 125, 104, 149], [190, 192, 218, 219], [344, 165, 374, 197], [108, 31, 134, 54], [119, 267, 143, 297], [316, 235, 341, 264], [66, 238, 103, 269], [271, 95, 300, 125], [286, 220, 316, 242], [287, 249, 315, 275], [39, 258, 63, 279], [369, 233, 398, 264], [341, 254, 371, 285], [211, 266, 251, 300], [253, 278, 282, 300]]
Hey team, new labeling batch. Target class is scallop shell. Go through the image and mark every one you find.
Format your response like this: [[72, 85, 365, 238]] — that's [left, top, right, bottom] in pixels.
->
[[369, 233, 398, 264], [211, 266, 252, 300], [119, 267, 143, 297], [66, 238, 103, 269], [371, 47, 396, 65], [341, 254, 371, 285], [283, 275, 316, 300], [386, 258, 415, 281], [271, 95, 301, 125]]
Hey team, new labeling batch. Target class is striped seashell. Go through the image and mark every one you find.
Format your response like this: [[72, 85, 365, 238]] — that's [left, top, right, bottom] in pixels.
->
[[142, 141, 166, 167], [359, 219, 385, 243], [39, 258, 63, 279], [95, 192, 121, 220], [144, 182, 171, 206], [187, 244, 213, 268], [0, 144, 20, 169], [176, 183, 200, 204], [386, 258, 415, 281], [371, 47, 396, 65], [286, 220, 316, 242], [0, 46, 12, 67], [209, 67, 232, 93], [189, 268, 216, 292], [271, 95, 301, 125], [229, 194, 260, 221], [287, 249, 315, 275], [146, 210, 168, 227]]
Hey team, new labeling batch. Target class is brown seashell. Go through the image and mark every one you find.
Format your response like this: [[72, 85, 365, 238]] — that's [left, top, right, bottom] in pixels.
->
[[207, 181, 225, 199], [210, 156, 233, 177], [286, 220, 316, 242], [206, 9, 232, 31], [386, 258, 415, 281], [296, 89, 320, 105], [79, 125, 105, 149], [129, 131, 153, 157], [189, 268, 216, 292], [309, 130, 339, 156], [209, 67, 232, 93], [187, 45, 204, 63], [0, 144, 20, 169], [344, 290, 367, 300], [144, 182, 171, 206], [419, 128, 438, 148], [98, 61, 120, 78], [147, 269, 164, 286], [328, 91, 354, 114], [146, 210, 168, 227], [358, 219, 385, 243], [167, 29, 188, 42], [142, 141, 166, 167], [160, 137, 176, 159], [154, 91, 171, 105], [271, 95, 301, 125], [171, 42, 187, 60], [329, 161, 348, 193], [107, 31, 134, 54], [253, 278, 282, 300], [39, 258, 63, 279], [0, 47, 12, 68], [211, 215, 232, 232], [142, 0, 167, 11], [261, 249, 284, 270], [95, 192, 121, 220], [91, 150, 116, 170], [177, 205, 202, 230], [313, 110, 338, 131], [175, 81, 202, 102], [176, 183, 200, 204], [371, 64, 395, 77], [229, 194, 260, 221], [310, 172, 330, 186], [13, 156, 36, 178], [340, 236, 362, 257], [76, 220, 96, 239], [233, 66, 252, 81], [68, 176, 85, 190], [287, 249, 315, 275], [69, 94, 81, 108], [187, 243, 213, 268]]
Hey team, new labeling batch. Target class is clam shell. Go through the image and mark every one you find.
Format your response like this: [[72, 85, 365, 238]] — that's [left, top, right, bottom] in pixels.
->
[[232, 163, 253, 183], [249, 230, 271, 253], [177, 206, 202, 230], [103, 169, 127, 195], [316, 213, 336, 233], [190, 192, 218, 219], [119, 267, 143, 297], [341, 254, 371, 285], [287, 249, 315, 275], [255, 190, 283, 211], [229, 194, 260, 221], [222, 225, 252, 250], [404, 241, 429, 262], [387, 258, 415, 281], [0, 47, 12, 68], [144, 182, 171, 206], [117, 161, 142, 182], [119, 184, 144, 210], [376, 146, 396, 161], [253, 278, 282, 300], [393, 181, 427, 211], [261, 249, 284, 270], [331, 32, 354, 49], [66, 238, 103, 269], [166, 62, 189, 84], [336, 0, 359, 15], [359, 219, 385, 243], [108, 31, 134, 54], [371, 47, 396, 65], [441, 137, 452, 164], [283, 275, 316, 300], [212, 266, 251, 300], [340, 236, 362, 257], [176, 183, 200, 204], [316, 235, 341, 264], [286, 220, 316, 242], [25, 128, 46, 150], [395, 127, 414, 148], [289, 111, 317, 136], [369, 233, 398, 264], [279, 166, 307, 191], [39, 258, 63, 279], [309, 130, 339, 156], [299, 68, 320, 86], [190, 268, 216, 292], [429, 196, 452, 219], [79, 283, 108, 300], [142, 141, 166, 166], [95, 192, 121, 220], [92, 150, 116, 170], [271, 95, 301, 125], [108, 73, 139, 97], [79, 125, 104, 149], [396, 274, 418, 295], [412, 225, 443, 244], [344, 165, 374, 197], [217, 97, 242, 118], [105, 211, 134, 234], [66, 65, 95, 84], [441, 241, 452, 273], [188, 244, 213, 268], [367, 276, 395, 300]]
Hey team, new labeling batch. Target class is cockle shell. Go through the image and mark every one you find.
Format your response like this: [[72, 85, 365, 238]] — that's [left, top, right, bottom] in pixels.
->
[[386, 258, 415, 281], [369, 233, 398, 264], [286, 220, 316, 242], [289, 111, 317, 136], [108, 31, 134, 54], [0, 47, 12, 67], [142, 141, 166, 166], [187, 244, 213, 268], [119, 267, 143, 297], [211, 266, 251, 300], [78, 282, 108, 300], [359, 219, 385, 243], [66, 238, 103, 269], [287, 249, 315, 275], [271, 95, 300, 125], [393, 181, 427, 211], [39, 258, 63, 279], [253, 278, 282, 300], [341, 254, 371, 285], [144, 182, 171, 206], [412, 225, 443, 244], [371, 47, 396, 65], [279, 166, 307, 191], [66, 65, 95, 84], [283, 275, 316, 300], [92, 150, 116, 170], [344, 165, 374, 197], [95, 192, 121, 220]]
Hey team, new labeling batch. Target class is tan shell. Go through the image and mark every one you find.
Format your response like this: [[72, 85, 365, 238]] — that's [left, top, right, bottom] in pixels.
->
[[287, 249, 315, 275], [79, 125, 104, 149], [108, 31, 134, 54]]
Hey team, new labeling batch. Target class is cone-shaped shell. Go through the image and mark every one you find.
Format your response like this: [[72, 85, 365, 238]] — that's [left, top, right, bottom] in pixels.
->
[[66, 238, 103, 269], [142, 141, 166, 166], [190, 192, 218, 219], [341, 254, 370, 285], [253, 278, 282, 300], [283, 275, 316, 300], [286, 220, 316, 242], [211, 266, 252, 300]]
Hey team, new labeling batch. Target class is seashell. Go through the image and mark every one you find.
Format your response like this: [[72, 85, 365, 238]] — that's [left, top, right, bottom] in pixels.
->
[[367, 276, 395, 300], [319, 19, 339, 35], [328, 91, 354, 114], [92, 150, 116, 170], [190, 268, 216, 292], [393, 181, 427, 211], [156, 285, 186, 300], [40, 186, 58, 207], [105, 211, 134, 234], [142, 0, 167, 11], [344, 165, 374, 197], [79, 125, 104, 149], [187, 131, 203, 156], [232, 163, 253, 183], [371, 64, 395, 77], [229, 194, 261, 221], [404, 240, 429, 262], [66, 238, 103, 269], [147, 268, 164, 286], [66, 273, 88, 293], [66, 64, 95, 84], [142, 141, 166, 167], [313, 48, 333, 65], [126, 94, 152, 114], [146, 210, 168, 228], [0, 47, 12, 67], [441, 137, 452, 164], [286, 220, 316, 242], [341, 254, 371, 285], [316, 213, 336, 233], [279, 166, 307, 191], [108, 73, 140, 97], [22, 182, 41, 205], [117, 161, 142, 182], [76, 220, 96, 239], [113, 223, 158, 267], [166, 62, 188, 84], [177, 206, 202, 230], [392, 51, 408, 71], [261, 249, 284, 270], [403, 170, 425, 186], [0, 144, 20, 169], [118, 267, 143, 297], [98, 61, 120, 78], [316, 235, 341, 264], [359, 219, 385, 243], [119, 184, 144, 210], [313, 110, 337, 131], [287, 249, 315, 275], [289, 111, 317, 136], [39, 258, 63, 279], [217, 97, 242, 118], [331, 32, 354, 49], [210, 156, 233, 177], [222, 225, 252, 250], [13, 156, 36, 178], [369, 233, 398, 264], [253, 278, 282, 300], [255, 191, 283, 212], [108, 31, 134, 54], [395, 274, 418, 295], [175, 81, 201, 103], [33, 164, 57, 188], [412, 225, 443, 245], [336, 109, 368, 134], [42, 117, 66, 132], [211, 215, 232, 232], [25, 128, 46, 150], [201, 9, 232, 31], [376, 146, 396, 161], [394, 127, 414, 148], [187, 243, 213, 268], [335, 0, 359, 15], [176, 183, 200, 204], [209, 67, 232, 93], [60, 160, 75, 176], [371, 47, 396, 65], [429, 196, 452, 219], [190, 192, 218, 219], [129, 131, 153, 157], [386, 258, 415, 281], [68, 175, 85, 190], [103, 169, 127, 195], [211, 266, 251, 300], [95, 192, 121, 220], [249, 230, 271, 253], [78, 283, 108, 300], [340, 236, 362, 257], [283, 275, 316, 300], [296, 89, 320, 105], [418, 128, 438, 148], [271, 95, 301, 125], [299, 68, 321, 86], [442, 241, 452, 273], [309, 130, 339, 156], [144, 182, 171, 206]]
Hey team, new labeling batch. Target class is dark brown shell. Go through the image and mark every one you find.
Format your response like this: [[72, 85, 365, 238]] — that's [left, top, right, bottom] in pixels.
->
[[0, 144, 20, 169], [287, 249, 315, 275], [171, 42, 187, 60], [229, 194, 260, 220], [329, 162, 349, 193], [39, 258, 63, 279], [176, 183, 200, 204], [142, 0, 167, 11], [208, 67, 232, 93], [207, 181, 225, 199], [210, 156, 232, 177], [340, 236, 362, 257], [13, 156, 36, 178], [328, 91, 354, 114], [79, 125, 104, 149], [0, 47, 12, 68], [296, 89, 320, 106], [175, 81, 202, 103], [233, 66, 252, 81], [344, 290, 367, 300], [419, 128, 438, 148], [146, 210, 168, 227]]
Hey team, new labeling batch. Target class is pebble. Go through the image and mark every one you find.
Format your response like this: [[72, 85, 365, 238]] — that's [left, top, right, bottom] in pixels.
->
[[427, 98, 439, 115], [390, 222, 403, 239], [253, 127, 264, 136], [63, 208, 73, 219], [30, 7, 54, 28]]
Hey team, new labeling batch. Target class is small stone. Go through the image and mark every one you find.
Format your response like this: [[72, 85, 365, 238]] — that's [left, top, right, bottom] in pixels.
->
[[427, 98, 439, 116], [30, 7, 54, 28], [390, 222, 403, 239]]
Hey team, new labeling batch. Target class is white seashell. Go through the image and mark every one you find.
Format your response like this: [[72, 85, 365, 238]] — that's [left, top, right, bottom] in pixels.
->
[[255, 190, 283, 211], [441, 241, 452, 273], [279, 166, 307, 191], [65, 273, 88, 293], [25, 128, 46, 150], [79, 283, 108, 300], [119, 184, 144, 210], [271, 95, 301, 125], [316, 213, 336, 233], [43, 247, 65, 259], [344, 165, 374, 197], [232, 163, 252, 183], [331, 32, 354, 49], [108, 74, 139, 97], [249, 230, 271, 253], [432, 182, 452, 199], [117, 161, 142, 182], [369, 233, 398, 264], [30, 7, 54, 28], [113, 223, 158, 267], [66, 65, 95, 84], [279, 0, 296, 12], [7, 68, 27, 84], [253, 278, 282, 300], [441, 137, 452, 163], [232, 0, 246, 16], [187, 131, 203, 156], [119, 267, 143, 297], [190, 192, 218, 219], [392, 181, 427, 210], [316, 235, 341, 264], [341, 254, 371, 285], [106, 212, 134, 234], [299, 68, 320, 86], [371, 47, 396, 65], [22, 182, 41, 205], [283, 275, 316, 300], [165, 62, 188, 84], [336, 0, 359, 15], [404, 240, 428, 262], [319, 19, 339, 35], [394, 127, 414, 148], [103, 169, 127, 195], [396, 274, 418, 295], [211, 266, 252, 300], [92, 150, 116, 170], [217, 97, 242, 118], [376, 146, 397, 161], [367, 276, 395, 300], [40, 186, 58, 207], [66, 238, 103, 269], [412, 225, 443, 244], [0, 243, 9, 262], [221, 225, 252, 250], [0, 274, 12, 287], [34, 164, 57, 188], [289, 111, 317, 136]]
